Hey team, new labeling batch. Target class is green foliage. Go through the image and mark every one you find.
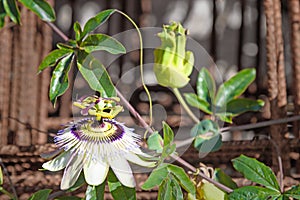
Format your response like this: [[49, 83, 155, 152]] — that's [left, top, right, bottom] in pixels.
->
[[81, 9, 116, 40], [229, 155, 300, 200], [3, 0, 20, 24], [55, 197, 83, 200], [28, 189, 52, 200], [38, 9, 124, 104], [185, 68, 264, 123], [232, 155, 280, 191], [85, 183, 105, 200], [153, 21, 194, 88], [158, 122, 176, 164], [107, 169, 136, 200], [81, 34, 126, 54], [0, 166, 2, 185], [142, 163, 196, 198], [147, 131, 163, 153], [49, 53, 74, 105], [213, 168, 238, 190], [191, 120, 222, 152], [0, 1, 6, 28], [19, 0, 56, 22]]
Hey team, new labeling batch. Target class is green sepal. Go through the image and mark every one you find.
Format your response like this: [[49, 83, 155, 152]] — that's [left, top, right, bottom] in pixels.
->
[[19, 0, 56, 22]]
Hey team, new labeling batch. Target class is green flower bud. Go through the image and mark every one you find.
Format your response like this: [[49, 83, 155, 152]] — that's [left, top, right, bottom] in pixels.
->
[[154, 22, 194, 88]]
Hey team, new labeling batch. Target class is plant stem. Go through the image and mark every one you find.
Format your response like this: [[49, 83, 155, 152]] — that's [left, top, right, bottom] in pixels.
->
[[45, 20, 233, 194], [0, 158, 18, 200], [172, 88, 200, 124]]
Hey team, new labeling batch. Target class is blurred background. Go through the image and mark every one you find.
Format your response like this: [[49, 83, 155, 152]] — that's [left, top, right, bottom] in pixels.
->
[[0, 0, 300, 199]]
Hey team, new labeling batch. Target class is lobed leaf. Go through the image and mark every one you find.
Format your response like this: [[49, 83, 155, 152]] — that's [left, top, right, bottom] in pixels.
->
[[197, 68, 216, 104], [107, 170, 136, 200], [38, 49, 73, 72], [184, 93, 212, 114], [85, 183, 105, 200], [3, 0, 20, 24], [19, 0, 55, 22], [49, 53, 74, 105], [141, 164, 169, 190], [167, 164, 196, 195], [82, 9, 116, 39], [77, 53, 116, 97], [215, 68, 256, 108], [82, 34, 126, 54], [228, 186, 281, 200], [283, 184, 300, 199], [28, 189, 52, 200], [232, 155, 280, 191]]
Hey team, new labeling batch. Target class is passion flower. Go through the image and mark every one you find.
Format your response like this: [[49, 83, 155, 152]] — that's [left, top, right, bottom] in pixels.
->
[[154, 22, 194, 88], [43, 118, 155, 190]]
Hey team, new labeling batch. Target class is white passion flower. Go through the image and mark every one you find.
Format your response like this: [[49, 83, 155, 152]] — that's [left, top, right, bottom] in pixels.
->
[[42, 118, 156, 190]]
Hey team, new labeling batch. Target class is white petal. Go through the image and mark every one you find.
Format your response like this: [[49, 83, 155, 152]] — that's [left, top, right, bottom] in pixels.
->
[[42, 150, 71, 171], [109, 157, 135, 188], [61, 152, 84, 190], [125, 152, 156, 167], [84, 158, 109, 186]]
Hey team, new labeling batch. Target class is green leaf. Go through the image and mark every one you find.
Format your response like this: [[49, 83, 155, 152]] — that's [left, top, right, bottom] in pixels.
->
[[232, 155, 280, 191], [184, 93, 212, 114], [19, 0, 55, 22], [142, 164, 169, 190], [217, 98, 264, 117], [228, 186, 281, 200], [215, 68, 256, 108], [197, 68, 216, 104], [3, 0, 20, 24], [74, 22, 82, 42], [200, 182, 227, 200], [55, 197, 83, 200], [28, 189, 52, 200], [213, 168, 238, 190], [0, 1, 6, 28], [85, 183, 105, 200], [170, 177, 184, 200], [82, 9, 116, 39], [167, 164, 195, 195], [38, 49, 73, 72], [162, 121, 174, 146], [49, 53, 74, 105], [77, 53, 116, 97], [191, 120, 222, 153], [57, 42, 77, 50], [107, 169, 136, 200], [81, 34, 125, 54], [0, 166, 2, 185], [55, 197, 82, 200], [283, 184, 300, 199], [147, 131, 163, 152], [158, 176, 173, 200]]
